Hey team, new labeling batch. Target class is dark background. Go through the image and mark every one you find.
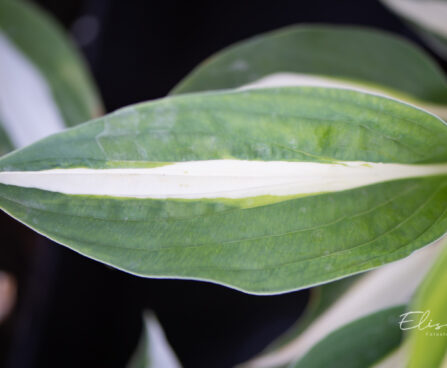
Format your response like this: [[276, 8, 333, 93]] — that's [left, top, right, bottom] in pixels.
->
[[1, 1, 446, 367]]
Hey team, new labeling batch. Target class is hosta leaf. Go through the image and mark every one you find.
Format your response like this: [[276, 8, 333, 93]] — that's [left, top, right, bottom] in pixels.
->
[[0, 0, 102, 150], [261, 277, 359, 354], [0, 87, 446, 294], [406, 239, 447, 368], [0, 120, 13, 157], [242, 239, 443, 367], [381, 0, 447, 60], [128, 312, 181, 368], [291, 306, 405, 368], [172, 25, 447, 118], [170, 24, 447, 362]]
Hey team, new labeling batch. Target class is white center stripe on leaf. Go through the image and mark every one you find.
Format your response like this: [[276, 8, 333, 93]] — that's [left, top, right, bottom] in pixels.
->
[[0, 32, 65, 148], [0, 160, 446, 199]]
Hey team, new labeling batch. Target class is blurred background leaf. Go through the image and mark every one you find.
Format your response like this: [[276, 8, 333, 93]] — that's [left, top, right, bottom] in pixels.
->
[[406, 237, 447, 368], [0, 0, 103, 151], [128, 312, 181, 368], [381, 0, 447, 60]]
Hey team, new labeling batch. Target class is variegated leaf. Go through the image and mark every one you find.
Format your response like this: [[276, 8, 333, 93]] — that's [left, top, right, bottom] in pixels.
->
[[0, 87, 446, 294]]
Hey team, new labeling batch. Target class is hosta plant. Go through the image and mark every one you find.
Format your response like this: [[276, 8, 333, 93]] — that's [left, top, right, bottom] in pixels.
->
[[1, 0, 446, 367]]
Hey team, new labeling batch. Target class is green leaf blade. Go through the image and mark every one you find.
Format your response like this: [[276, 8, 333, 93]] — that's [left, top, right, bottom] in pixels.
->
[[0, 87, 446, 294], [1, 88, 447, 172], [1, 175, 446, 294]]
